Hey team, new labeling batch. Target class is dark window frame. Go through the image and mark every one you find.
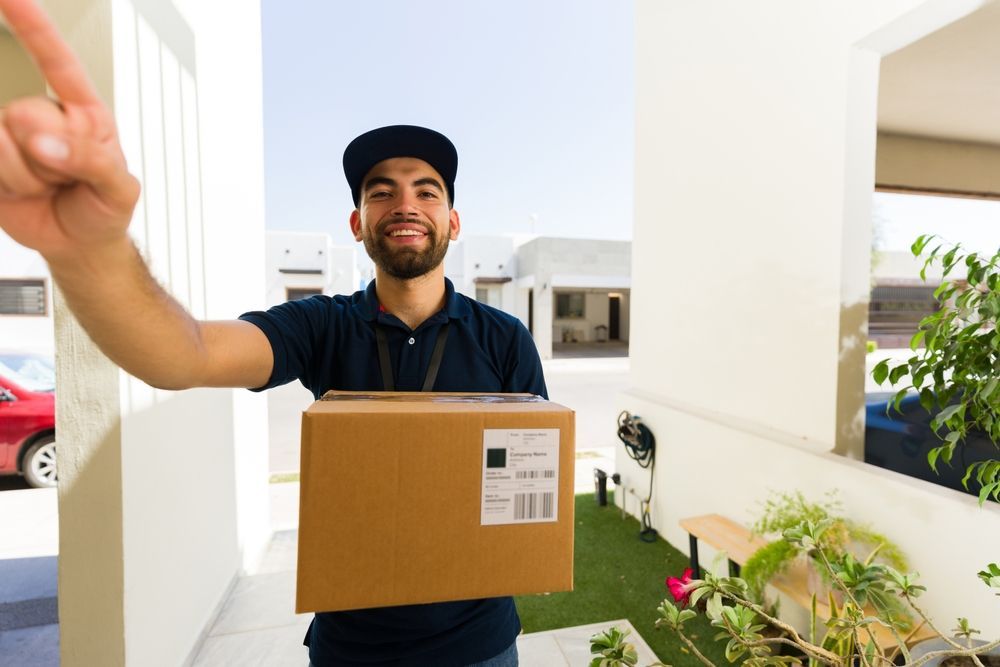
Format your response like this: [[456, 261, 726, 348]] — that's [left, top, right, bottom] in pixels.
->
[[0, 278, 48, 316], [555, 292, 585, 319], [286, 287, 323, 301]]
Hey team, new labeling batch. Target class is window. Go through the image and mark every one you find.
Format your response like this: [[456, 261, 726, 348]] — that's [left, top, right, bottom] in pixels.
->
[[0, 279, 47, 316], [556, 293, 585, 318], [476, 286, 502, 308], [286, 287, 323, 301]]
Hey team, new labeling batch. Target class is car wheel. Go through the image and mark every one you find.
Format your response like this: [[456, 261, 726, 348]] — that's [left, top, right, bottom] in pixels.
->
[[23, 435, 57, 489]]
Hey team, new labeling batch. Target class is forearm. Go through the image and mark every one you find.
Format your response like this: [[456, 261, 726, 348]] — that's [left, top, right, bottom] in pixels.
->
[[46, 237, 209, 390]]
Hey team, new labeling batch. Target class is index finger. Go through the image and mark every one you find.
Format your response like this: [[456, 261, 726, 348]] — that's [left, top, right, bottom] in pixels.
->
[[0, 0, 103, 106]]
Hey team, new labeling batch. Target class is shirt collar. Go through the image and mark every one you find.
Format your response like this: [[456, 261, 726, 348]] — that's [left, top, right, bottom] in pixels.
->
[[353, 277, 471, 322]]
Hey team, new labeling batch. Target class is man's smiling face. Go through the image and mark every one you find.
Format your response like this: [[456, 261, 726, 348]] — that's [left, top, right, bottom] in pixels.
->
[[350, 157, 461, 280]]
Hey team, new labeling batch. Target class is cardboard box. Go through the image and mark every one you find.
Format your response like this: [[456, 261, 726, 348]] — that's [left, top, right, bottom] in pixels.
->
[[296, 391, 575, 614]]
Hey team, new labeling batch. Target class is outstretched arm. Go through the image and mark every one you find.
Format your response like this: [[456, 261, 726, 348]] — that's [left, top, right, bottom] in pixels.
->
[[0, 0, 272, 389]]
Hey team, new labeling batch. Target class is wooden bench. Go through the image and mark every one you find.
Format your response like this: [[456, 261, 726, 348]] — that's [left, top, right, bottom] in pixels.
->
[[679, 514, 934, 652]]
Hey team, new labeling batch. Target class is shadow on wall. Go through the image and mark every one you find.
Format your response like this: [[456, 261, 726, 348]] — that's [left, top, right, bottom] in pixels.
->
[[835, 300, 870, 459]]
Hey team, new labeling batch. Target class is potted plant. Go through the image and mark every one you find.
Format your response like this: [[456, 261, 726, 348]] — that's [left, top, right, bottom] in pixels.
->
[[741, 490, 910, 618]]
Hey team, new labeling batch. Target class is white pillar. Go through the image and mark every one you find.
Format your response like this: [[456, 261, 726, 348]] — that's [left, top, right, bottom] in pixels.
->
[[42, 1, 271, 664]]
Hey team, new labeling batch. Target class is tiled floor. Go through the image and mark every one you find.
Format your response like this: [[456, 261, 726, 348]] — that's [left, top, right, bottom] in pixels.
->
[[519, 619, 658, 667], [192, 484, 659, 666]]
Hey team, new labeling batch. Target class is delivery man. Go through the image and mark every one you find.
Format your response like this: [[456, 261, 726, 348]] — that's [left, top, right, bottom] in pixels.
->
[[0, 1, 544, 665]]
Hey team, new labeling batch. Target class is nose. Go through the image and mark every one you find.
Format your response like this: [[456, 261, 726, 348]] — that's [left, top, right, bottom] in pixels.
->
[[390, 190, 420, 217]]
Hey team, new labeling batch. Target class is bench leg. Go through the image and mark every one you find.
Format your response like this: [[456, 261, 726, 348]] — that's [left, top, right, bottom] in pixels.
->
[[729, 559, 740, 578], [688, 534, 701, 579]]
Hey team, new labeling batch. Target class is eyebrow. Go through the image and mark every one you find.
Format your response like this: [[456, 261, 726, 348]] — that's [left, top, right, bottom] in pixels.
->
[[412, 177, 445, 194], [363, 176, 445, 194]]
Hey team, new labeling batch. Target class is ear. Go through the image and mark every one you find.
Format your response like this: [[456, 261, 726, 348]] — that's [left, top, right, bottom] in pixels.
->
[[349, 209, 363, 241], [448, 208, 461, 241]]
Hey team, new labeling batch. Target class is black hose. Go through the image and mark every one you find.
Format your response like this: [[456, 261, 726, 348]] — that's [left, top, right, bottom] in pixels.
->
[[616, 411, 658, 543]]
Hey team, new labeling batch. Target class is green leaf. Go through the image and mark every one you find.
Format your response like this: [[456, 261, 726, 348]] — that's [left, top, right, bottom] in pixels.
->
[[889, 365, 908, 385], [689, 584, 712, 608], [909, 330, 926, 351], [982, 378, 999, 402], [942, 247, 960, 274], [893, 388, 908, 413], [941, 443, 955, 466], [927, 447, 942, 474], [919, 388, 934, 412], [937, 404, 963, 424], [962, 463, 976, 490], [911, 234, 931, 257], [979, 482, 999, 506], [872, 361, 889, 385]]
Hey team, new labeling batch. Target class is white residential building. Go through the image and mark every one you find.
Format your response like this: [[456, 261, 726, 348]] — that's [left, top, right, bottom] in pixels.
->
[[446, 235, 632, 359], [0, 234, 55, 354], [265, 231, 359, 306]]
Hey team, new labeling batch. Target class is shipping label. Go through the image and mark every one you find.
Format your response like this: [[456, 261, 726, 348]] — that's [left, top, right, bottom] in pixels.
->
[[481, 429, 559, 525]]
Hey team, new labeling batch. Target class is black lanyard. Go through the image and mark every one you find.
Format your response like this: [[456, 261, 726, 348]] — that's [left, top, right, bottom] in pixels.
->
[[374, 322, 450, 392]]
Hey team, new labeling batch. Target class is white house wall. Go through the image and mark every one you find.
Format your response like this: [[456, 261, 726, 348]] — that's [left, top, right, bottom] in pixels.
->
[[121, 0, 271, 663], [35, 0, 271, 665], [520, 237, 631, 358], [0, 236, 55, 354], [629, 0, 999, 636], [266, 231, 358, 305], [445, 236, 519, 319]]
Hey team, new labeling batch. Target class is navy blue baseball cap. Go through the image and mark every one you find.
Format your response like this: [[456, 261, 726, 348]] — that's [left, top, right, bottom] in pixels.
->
[[343, 125, 458, 207]]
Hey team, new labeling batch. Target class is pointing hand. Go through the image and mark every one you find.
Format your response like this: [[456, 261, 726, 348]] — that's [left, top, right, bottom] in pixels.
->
[[0, 0, 140, 263]]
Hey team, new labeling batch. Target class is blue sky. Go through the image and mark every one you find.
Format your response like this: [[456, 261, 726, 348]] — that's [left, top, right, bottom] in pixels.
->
[[259, 1, 998, 257], [261, 0, 636, 247]]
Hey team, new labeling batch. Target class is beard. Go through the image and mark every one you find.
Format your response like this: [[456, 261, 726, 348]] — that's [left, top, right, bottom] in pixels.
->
[[363, 219, 450, 280]]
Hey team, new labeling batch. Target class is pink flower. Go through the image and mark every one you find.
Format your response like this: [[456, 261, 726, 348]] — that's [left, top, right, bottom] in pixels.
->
[[665, 568, 694, 606]]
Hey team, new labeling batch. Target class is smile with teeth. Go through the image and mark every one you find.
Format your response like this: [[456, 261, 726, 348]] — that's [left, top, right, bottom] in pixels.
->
[[388, 229, 426, 237]]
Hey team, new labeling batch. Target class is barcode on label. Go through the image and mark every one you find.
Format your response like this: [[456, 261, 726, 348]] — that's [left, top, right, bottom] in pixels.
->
[[513, 492, 555, 520], [515, 470, 556, 480]]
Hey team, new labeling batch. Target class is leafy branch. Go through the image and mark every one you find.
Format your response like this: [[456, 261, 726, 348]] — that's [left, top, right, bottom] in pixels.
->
[[872, 235, 1000, 504]]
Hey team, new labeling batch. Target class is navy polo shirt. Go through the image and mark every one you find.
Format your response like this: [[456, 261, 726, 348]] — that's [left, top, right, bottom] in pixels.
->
[[239, 278, 547, 667]]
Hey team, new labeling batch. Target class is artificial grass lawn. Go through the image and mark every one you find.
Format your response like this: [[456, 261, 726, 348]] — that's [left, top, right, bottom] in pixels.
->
[[514, 491, 728, 666]]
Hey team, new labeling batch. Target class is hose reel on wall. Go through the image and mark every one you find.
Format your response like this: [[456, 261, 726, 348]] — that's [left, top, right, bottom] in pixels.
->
[[616, 410, 657, 542]]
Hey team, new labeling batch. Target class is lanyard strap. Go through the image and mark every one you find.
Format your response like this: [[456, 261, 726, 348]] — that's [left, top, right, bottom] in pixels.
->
[[375, 322, 451, 392]]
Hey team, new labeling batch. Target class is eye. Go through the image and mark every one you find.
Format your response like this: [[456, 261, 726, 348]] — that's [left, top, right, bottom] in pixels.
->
[[368, 190, 391, 200], [418, 190, 439, 199]]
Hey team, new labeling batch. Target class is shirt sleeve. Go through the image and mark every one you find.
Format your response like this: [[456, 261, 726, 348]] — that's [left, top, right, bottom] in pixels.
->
[[502, 321, 548, 399], [238, 296, 332, 392]]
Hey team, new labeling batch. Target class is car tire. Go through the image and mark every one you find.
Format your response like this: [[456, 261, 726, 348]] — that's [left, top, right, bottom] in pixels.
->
[[23, 435, 57, 489]]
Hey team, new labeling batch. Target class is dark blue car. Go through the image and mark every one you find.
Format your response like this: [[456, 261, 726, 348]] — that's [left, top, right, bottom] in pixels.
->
[[865, 393, 1000, 500]]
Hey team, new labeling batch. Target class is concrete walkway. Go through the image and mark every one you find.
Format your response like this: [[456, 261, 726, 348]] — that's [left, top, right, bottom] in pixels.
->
[[192, 483, 658, 666]]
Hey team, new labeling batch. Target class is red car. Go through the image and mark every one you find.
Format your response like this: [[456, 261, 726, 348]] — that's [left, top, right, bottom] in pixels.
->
[[0, 352, 57, 488]]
